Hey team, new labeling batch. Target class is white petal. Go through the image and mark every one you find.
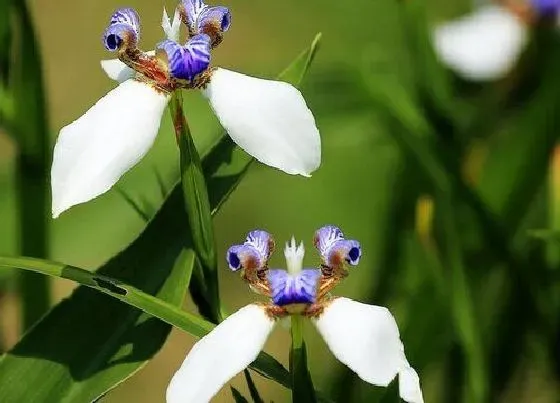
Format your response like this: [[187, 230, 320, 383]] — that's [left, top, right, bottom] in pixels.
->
[[51, 79, 169, 218], [432, 5, 527, 81], [313, 297, 423, 403], [399, 365, 424, 403], [166, 304, 275, 403], [202, 68, 321, 176], [100, 50, 156, 83], [100, 59, 134, 83], [162, 7, 181, 42]]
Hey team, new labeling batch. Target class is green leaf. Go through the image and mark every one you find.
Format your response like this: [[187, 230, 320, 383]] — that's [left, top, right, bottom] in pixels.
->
[[0, 34, 323, 402], [8, 0, 51, 330], [0, 256, 291, 386], [0, 209, 195, 402], [172, 91, 220, 322], [244, 370, 265, 403], [231, 387, 250, 403], [436, 196, 487, 402], [278, 33, 322, 86]]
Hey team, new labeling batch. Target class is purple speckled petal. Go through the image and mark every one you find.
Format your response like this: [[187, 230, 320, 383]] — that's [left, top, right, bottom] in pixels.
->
[[314, 225, 344, 256], [182, 0, 206, 29], [110, 8, 140, 33], [198, 6, 231, 32], [226, 230, 275, 271], [157, 34, 211, 80], [531, 0, 560, 16], [268, 269, 321, 306], [103, 8, 140, 51], [314, 225, 361, 267], [245, 230, 274, 261]]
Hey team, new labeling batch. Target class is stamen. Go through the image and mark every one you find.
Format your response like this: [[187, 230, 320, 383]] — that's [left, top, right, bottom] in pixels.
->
[[284, 237, 305, 274]]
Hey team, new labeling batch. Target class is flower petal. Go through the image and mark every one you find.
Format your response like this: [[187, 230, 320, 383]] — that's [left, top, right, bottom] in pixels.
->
[[198, 5, 231, 33], [268, 269, 321, 306], [399, 365, 424, 403], [100, 59, 135, 83], [166, 304, 275, 403], [182, 0, 207, 30], [313, 297, 423, 403], [226, 230, 275, 272], [432, 5, 527, 81], [101, 50, 157, 83], [157, 34, 211, 81], [202, 68, 321, 176], [313, 225, 361, 268], [51, 79, 169, 218], [103, 8, 141, 51]]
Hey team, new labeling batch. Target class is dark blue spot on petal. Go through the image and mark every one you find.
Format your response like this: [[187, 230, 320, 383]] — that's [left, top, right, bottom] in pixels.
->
[[228, 252, 240, 270], [348, 247, 360, 263], [106, 34, 121, 51]]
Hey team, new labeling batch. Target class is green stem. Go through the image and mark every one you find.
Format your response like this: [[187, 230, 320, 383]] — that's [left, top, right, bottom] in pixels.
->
[[291, 315, 304, 349], [169, 91, 220, 322], [289, 315, 316, 403]]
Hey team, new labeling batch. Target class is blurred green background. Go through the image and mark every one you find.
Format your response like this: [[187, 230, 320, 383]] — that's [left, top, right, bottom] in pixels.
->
[[1, 0, 560, 402]]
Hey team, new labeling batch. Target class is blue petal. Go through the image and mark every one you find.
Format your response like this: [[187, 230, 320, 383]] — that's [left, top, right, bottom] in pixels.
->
[[103, 23, 135, 51], [103, 8, 140, 51], [157, 34, 211, 81], [268, 269, 321, 306], [198, 6, 231, 32], [182, 0, 207, 28], [226, 229, 275, 271], [314, 225, 361, 267]]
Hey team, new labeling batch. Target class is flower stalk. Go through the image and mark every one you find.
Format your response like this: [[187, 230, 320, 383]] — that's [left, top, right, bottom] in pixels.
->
[[170, 91, 220, 320], [289, 315, 317, 403]]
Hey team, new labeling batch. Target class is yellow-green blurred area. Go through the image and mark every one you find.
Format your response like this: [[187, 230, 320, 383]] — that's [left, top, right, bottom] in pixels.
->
[[1, 0, 560, 402]]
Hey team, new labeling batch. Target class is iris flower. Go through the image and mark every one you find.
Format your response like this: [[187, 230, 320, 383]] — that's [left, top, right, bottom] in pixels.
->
[[433, 0, 559, 81], [51, 1, 321, 218], [166, 226, 424, 403]]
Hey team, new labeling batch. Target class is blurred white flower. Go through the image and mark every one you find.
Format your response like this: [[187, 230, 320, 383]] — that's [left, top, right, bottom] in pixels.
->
[[433, 5, 528, 81]]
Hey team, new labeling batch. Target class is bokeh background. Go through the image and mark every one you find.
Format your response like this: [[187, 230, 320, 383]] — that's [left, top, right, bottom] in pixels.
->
[[1, 0, 559, 402]]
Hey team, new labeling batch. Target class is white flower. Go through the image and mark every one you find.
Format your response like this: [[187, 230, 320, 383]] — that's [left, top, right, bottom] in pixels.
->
[[166, 227, 423, 403], [432, 5, 528, 81], [51, 4, 321, 218]]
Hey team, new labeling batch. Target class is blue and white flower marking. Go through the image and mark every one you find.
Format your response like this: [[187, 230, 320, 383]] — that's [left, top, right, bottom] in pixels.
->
[[433, 0, 560, 81], [51, 0, 322, 218], [166, 226, 424, 403]]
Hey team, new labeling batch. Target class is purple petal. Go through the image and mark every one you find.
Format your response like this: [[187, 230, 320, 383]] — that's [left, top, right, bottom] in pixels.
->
[[103, 8, 140, 51], [531, 0, 560, 15], [268, 269, 321, 306], [198, 6, 231, 32], [182, 0, 206, 28], [314, 225, 361, 267], [245, 230, 274, 261], [226, 229, 275, 271], [314, 225, 344, 256], [157, 34, 211, 81]]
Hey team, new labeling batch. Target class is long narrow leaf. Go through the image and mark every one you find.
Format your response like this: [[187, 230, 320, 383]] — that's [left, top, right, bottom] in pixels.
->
[[10, 0, 50, 330], [0, 256, 290, 386], [172, 91, 220, 321]]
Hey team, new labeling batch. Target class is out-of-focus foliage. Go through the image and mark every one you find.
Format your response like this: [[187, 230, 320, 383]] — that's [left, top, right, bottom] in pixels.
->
[[0, 0, 559, 402]]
